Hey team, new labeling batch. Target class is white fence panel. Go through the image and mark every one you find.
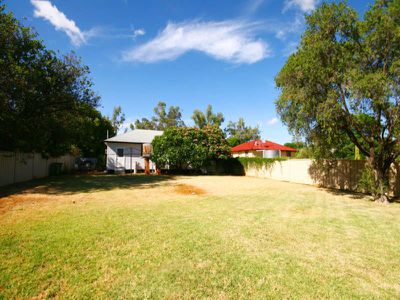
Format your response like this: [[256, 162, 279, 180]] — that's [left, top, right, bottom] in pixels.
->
[[14, 153, 34, 183], [0, 151, 75, 187], [0, 152, 15, 186], [243, 159, 400, 197], [33, 153, 47, 178]]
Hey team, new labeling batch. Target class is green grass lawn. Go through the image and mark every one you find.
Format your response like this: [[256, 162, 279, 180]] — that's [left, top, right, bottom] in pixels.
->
[[1, 174, 400, 299]]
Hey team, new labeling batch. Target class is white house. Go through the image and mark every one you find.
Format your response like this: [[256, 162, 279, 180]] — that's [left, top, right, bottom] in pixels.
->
[[105, 129, 163, 172]]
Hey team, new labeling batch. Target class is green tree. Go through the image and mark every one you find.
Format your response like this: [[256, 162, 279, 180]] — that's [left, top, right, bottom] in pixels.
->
[[284, 142, 305, 150], [134, 118, 156, 130], [225, 118, 261, 147], [110, 106, 125, 135], [151, 126, 231, 171], [72, 104, 113, 167], [275, 0, 400, 203], [192, 104, 224, 128], [0, 3, 107, 158], [134, 101, 185, 130], [284, 141, 311, 158]]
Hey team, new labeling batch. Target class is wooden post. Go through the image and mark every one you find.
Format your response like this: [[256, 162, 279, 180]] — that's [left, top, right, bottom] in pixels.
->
[[130, 147, 133, 175], [144, 157, 150, 175]]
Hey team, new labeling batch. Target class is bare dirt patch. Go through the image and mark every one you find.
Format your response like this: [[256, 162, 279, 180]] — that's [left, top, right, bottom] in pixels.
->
[[174, 184, 206, 196], [0, 193, 64, 214]]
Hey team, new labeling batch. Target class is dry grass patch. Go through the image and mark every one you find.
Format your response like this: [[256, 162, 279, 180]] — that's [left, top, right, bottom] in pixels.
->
[[174, 184, 206, 196], [1, 174, 400, 299]]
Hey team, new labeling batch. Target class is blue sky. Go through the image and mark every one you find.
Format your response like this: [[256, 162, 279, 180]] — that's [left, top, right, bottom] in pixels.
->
[[7, 0, 372, 143]]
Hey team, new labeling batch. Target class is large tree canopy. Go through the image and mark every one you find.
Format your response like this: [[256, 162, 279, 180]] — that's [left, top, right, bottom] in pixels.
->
[[71, 104, 113, 165], [225, 118, 261, 147], [134, 101, 185, 130], [275, 0, 400, 202], [192, 104, 224, 128], [110, 106, 126, 135], [0, 3, 111, 160]]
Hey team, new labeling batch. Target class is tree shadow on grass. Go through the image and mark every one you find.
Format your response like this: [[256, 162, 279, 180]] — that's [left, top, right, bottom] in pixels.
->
[[0, 173, 175, 198], [319, 186, 372, 200]]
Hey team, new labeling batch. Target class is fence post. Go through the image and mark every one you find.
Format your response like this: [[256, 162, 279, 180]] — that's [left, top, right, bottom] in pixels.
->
[[13, 152, 16, 185], [32, 152, 35, 179]]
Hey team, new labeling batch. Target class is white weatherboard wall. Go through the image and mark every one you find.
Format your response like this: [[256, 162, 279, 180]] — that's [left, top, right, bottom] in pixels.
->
[[106, 143, 156, 171], [0, 152, 75, 186]]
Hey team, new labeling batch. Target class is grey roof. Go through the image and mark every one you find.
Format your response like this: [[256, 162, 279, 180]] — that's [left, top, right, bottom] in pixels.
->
[[105, 129, 163, 144]]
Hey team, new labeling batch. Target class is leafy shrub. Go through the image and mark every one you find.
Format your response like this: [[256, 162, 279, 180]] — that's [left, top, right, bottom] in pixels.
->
[[151, 126, 231, 172], [358, 165, 387, 196], [205, 158, 245, 175]]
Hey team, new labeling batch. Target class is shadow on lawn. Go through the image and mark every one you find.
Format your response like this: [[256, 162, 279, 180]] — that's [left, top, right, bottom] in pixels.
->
[[0, 173, 175, 198], [319, 186, 372, 201], [320, 187, 400, 203]]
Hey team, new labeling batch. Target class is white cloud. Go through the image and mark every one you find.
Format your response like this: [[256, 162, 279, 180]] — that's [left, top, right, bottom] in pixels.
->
[[133, 28, 145, 38], [77, 26, 142, 40], [31, 0, 86, 46], [283, 0, 318, 13], [267, 117, 279, 125], [282, 41, 298, 56], [245, 0, 265, 14], [122, 20, 271, 64], [274, 14, 304, 40], [118, 117, 136, 134]]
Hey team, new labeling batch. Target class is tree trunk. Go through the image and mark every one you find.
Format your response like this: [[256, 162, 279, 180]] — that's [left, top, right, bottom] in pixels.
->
[[376, 193, 390, 204], [368, 157, 391, 204], [374, 170, 390, 204]]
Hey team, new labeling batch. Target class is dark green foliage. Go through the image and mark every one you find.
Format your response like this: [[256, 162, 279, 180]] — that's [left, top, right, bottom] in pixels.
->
[[206, 157, 285, 175], [151, 126, 231, 172], [71, 104, 113, 167], [213, 158, 245, 175], [275, 0, 400, 202], [0, 3, 112, 166], [192, 105, 224, 128], [134, 101, 185, 130], [0, 3, 109, 159]]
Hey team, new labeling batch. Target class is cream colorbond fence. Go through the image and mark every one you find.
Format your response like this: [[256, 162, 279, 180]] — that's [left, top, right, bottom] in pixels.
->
[[244, 159, 400, 197], [0, 152, 75, 187]]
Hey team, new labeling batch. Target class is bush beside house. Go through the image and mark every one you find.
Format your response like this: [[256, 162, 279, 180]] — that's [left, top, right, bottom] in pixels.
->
[[151, 126, 231, 173]]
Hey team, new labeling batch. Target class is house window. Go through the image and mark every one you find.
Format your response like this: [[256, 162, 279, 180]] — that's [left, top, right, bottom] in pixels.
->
[[287, 151, 292, 157], [131, 145, 142, 157], [117, 148, 124, 157]]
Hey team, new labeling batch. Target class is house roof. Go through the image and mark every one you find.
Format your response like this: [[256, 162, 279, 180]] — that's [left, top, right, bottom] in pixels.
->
[[231, 140, 297, 152], [105, 129, 163, 144]]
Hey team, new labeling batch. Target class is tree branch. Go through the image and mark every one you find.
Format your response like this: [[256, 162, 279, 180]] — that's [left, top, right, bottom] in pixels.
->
[[338, 87, 374, 148], [342, 126, 370, 157]]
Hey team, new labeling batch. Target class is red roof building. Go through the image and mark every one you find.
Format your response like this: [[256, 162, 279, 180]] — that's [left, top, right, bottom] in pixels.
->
[[232, 140, 297, 158]]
